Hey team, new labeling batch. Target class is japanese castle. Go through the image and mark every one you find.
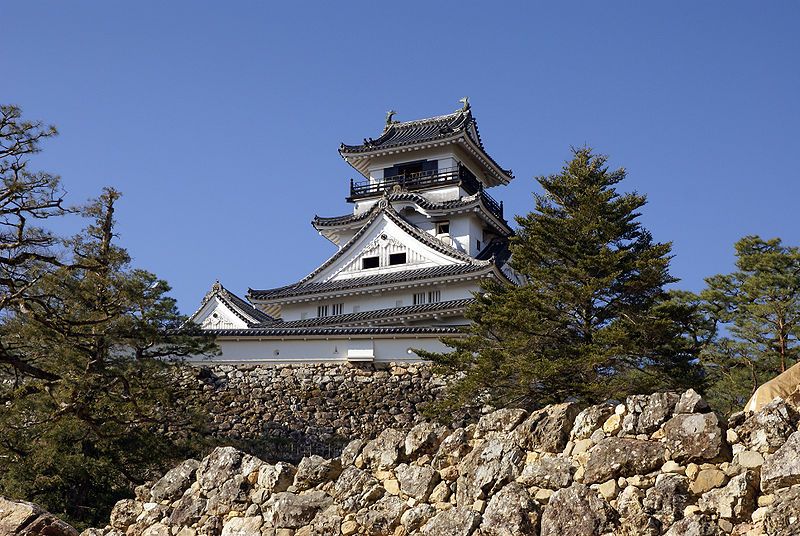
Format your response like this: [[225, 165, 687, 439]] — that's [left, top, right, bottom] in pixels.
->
[[189, 100, 520, 363]]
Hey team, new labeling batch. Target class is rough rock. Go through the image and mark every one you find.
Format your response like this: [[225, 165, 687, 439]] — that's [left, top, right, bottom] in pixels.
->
[[420, 507, 481, 536], [404, 422, 448, 457], [474, 408, 528, 439], [355, 495, 406, 535], [361, 428, 406, 470], [340, 439, 364, 466], [109, 499, 142, 531], [675, 389, 710, 414], [257, 462, 296, 495], [643, 474, 689, 527], [663, 513, 722, 536], [663, 413, 726, 463], [761, 430, 800, 493], [220, 516, 263, 536], [431, 427, 471, 470], [518, 455, 574, 489], [456, 438, 524, 506], [400, 503, 436, 532], [570, 403, 614, 440], [394, 463, 439, 501], [514, 402, 580, 453], [539, 483, 615, 536], [293, 455, 342, 491], [0, 497, 78, 536], [582, 437, 665, 484], [690, 468, 727, 495], [763, 485, 800, 536], [480, 482, 539, 536], [736, 398, 799, 454], [698, 470, 757, 521], [332, 466, 384, 511], [150, 459, 200, 502], [168, 494, 207, 526], [262, 491, 332, 529], [636, 392, 681, 434]]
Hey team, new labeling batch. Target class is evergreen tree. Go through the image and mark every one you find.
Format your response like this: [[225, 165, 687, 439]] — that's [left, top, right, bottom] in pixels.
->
[[0, 106, 216, 528], [424, 148, 706, 413], [701, 236, 800, 414]]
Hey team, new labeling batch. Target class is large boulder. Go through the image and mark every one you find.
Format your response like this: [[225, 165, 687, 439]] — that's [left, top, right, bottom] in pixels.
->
[[220, 516, 263, 536], [735, 398, 799, 454], [355, 495, 406, 535], [518, 455, 574, 490], [763, 485, 800, 536], [293, 455, 342, 491], [394, 463, 439, 501], [257, 462, 296, 495], [109, 499, 142, 531], [662, 413, 727, 463], [761, 430, 800, 493], [663, 514, 723, 536], [540, 483, 616, 536], [0, 497, 78, 536], [456, 438, 524, 506], [405, 422, 448, 458], [480, 482, 540, 536], [169, 494, 208, 526], [514, 402, 580, 453], [474, 408, 528, 439], [332, 466, 384, 511], [638, 392, 681, 434], [582, 437, 665, 484], [420, 507, 481, 536], [361, 428, 406, 470], [262, 491, 332, 529], [197, 447, 264, 514], [674, 389, 710, 414], [570, 403, 614, 440], [432, 427, 471, 470], [150, 459, 200, 502], [401, 504, 436, 532], [643, 474, 689, 528], [697, 470, 757, 522]]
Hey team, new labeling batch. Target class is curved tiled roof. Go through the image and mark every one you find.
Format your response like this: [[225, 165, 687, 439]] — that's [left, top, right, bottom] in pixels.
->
[[339, 107, 513, 184], [189, 281, 274, 327], [203, 325, 466, 337], [248, 263, 494, 301], [273, 298, 474, 328]]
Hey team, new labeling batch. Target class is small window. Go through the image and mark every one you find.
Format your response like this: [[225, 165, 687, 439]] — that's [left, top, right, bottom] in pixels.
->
[[428, 290, 441, 303], [317, 305, 329, 317], [413, 292, 426, 305], [362, 256, 379, 269], [436, 222, 450, 235], [332, 303, 344, 315], [389, 252, 407, 266], [477, 240, 482, 251]]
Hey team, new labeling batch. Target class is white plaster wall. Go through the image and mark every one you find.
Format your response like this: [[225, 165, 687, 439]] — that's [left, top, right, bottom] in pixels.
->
[[278, 280, 479, 321], [188, 336, 454, 364], [450, 214, 484, 256]]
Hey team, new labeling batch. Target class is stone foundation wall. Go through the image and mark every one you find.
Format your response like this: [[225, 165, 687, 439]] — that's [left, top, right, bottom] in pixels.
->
[[173, 362, 449, 462]]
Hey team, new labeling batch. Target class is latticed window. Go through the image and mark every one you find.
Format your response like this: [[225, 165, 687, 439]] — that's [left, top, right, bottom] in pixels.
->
[[317, 305, 329, 317], [413, 292, 426, 305], [428, 290, 441, 303], [332, 303, 344, 315]]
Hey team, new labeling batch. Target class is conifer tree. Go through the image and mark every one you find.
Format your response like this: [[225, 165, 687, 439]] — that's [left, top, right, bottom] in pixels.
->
[[701, 236, 800, 414], [0, 106, 216, 528], [425, 148, 706, 412]]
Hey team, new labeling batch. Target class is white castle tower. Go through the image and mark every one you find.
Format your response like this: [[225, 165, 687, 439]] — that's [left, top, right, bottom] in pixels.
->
[[190, 100, 519, 363]]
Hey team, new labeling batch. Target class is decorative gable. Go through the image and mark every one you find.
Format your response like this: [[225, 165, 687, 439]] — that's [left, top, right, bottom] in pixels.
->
[[305, 208, 477, 285], [195, 297, 251, 330]]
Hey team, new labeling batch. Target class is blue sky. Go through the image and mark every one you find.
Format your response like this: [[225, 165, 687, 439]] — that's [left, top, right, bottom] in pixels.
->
[[3, 2, 799, 312]]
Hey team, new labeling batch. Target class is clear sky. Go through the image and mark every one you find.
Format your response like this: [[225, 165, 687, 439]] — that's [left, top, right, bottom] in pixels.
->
[[3, 2, 799, 313]]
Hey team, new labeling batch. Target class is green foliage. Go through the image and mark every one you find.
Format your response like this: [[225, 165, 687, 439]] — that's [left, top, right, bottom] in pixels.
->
[[701, 236, 800, 414], [423, 148, 706, 414], [0, 107, 217, 528]]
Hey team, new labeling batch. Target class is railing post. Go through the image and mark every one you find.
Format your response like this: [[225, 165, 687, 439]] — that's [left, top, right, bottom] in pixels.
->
[[500, 200, 504, 217]]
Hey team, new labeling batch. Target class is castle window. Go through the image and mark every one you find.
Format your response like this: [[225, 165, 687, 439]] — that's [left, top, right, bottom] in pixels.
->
[[436, 222, 450, 235], [317, 304, 329, 317], [389, 252, 407, 266], [428, 290, 441, 303], [362, 256, 379, 269], [332, 303, 344, 315], [413, 292, 426, 305]]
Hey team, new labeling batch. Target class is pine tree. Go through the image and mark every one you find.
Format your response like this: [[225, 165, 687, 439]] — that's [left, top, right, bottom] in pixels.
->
[[0, 106, 216, 528], [424, 148, 706, 413], [701, 236, 800, 414]]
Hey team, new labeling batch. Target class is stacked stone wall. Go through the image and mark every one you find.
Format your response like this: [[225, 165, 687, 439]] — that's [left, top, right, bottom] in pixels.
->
[[173, 362, 449, 462]]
